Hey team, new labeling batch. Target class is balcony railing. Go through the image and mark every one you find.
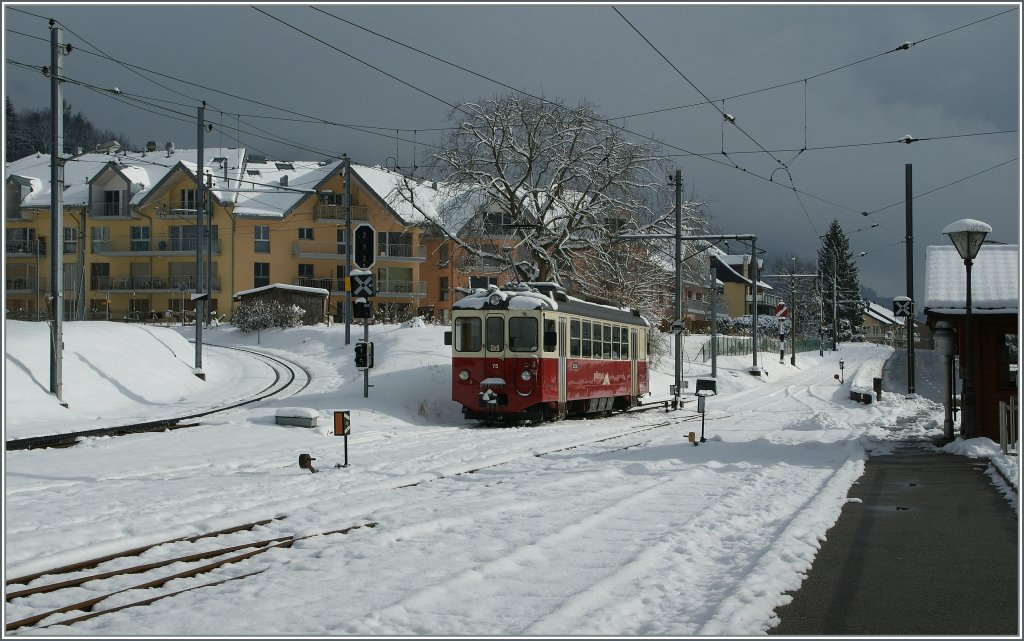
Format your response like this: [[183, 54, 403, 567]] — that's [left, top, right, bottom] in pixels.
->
[[377, 280, 426, 297], [293, 240, 346, 257], [91, 237, 221, 255], [380, 244, 426, 259], [5, 276, 47, 292], [91, 201, 130, 218], [5, 239, 45, 257], [155, 200, 208, 219], [91, 275, 220, 292], [293, 277, 344, 292], [315, 204, 369, 221]]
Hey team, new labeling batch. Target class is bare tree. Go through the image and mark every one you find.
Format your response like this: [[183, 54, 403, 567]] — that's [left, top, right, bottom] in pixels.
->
[[393, 94, 713, 314]]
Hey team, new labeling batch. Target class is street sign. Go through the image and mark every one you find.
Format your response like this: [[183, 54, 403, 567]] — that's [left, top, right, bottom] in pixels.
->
[[774, 304, 789, 318], [669, 320, 685, 334], [893, 296, 913, 318], [350, 273, 376, 297], [353, 224, 375, 269]]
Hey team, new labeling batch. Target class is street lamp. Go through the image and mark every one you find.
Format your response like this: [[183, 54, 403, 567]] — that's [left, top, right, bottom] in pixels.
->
[[942, 218, 991, 439]]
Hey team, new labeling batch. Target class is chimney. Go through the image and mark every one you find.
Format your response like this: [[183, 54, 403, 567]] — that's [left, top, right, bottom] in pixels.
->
[[280, 175, 288, 187]]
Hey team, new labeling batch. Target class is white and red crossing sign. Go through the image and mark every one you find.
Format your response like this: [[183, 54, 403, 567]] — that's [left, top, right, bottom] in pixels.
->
[[774, 304, 789, 318]]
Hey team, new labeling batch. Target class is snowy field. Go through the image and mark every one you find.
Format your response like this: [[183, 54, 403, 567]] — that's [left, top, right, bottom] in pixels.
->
[[3, 319, 1017, 635]]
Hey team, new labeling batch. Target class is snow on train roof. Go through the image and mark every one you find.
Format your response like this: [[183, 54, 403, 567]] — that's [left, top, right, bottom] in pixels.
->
[[452, 284, 556, 310]]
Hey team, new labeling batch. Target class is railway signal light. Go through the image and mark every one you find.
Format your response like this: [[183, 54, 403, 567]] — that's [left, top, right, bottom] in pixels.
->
[[353, 224, 375, 269], [354, 341, 374, 370]]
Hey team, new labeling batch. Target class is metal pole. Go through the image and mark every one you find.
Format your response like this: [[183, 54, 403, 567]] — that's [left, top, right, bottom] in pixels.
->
[[673, 169, 682, 407], [751, 237, 759, 372], [962, 258, 976, 438], [905, 164, 916, 396], [363, 319, 370, 398], [206, 173, 213, 324], [832, 257, 837, 350], [194, 104, 205, 378], [791, 256, 797, 366], [709, 262, 718, 378], [344, 155, 352, 346], [48, 22, 65, 404]]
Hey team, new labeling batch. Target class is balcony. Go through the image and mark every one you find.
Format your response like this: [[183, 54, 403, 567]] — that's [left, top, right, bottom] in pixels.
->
[[154, 200, 209, 219], [315, 204, 369, 222], [91, 237, 221, 256], [5, 276, 47, 293], [379, 244, 426, 261], [91, 275, 221, 292], [293, 240, 346, 259], [293, 277, 344, 292], [377, 279, 426, 298], [5, 239, 46, 257], [90, 201, 132, 219]]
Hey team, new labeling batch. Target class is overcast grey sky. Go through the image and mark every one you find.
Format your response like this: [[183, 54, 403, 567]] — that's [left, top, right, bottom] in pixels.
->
[[4, 2, 1020, 304]]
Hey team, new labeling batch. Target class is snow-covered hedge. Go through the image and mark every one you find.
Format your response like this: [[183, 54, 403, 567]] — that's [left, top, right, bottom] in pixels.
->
[[232, 300, 305, 332]]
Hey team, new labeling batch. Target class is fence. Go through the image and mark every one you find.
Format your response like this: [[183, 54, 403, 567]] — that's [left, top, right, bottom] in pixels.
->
[[999, 398, 1018, 456], [699, 336, 821, 362]]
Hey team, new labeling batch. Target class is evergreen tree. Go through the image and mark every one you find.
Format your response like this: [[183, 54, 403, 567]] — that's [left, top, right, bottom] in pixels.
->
[[4, 99, 134, 159], [817, 220, 863, 343]]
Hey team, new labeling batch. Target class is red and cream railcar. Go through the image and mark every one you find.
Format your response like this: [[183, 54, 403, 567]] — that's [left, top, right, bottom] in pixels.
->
[[446, 282, 650, 423]]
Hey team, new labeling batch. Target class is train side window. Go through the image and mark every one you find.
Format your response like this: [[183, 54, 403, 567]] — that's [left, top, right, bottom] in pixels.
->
[[570, 319, 581, 357], [582, 321, 592, 358], [602, 324, 612, 358], [486, 316, 505, 352], [543, 319, 557, 352], [454, 317, 481, 352], [509, 317, 538, 352], [612, 326, 621, 359], [620, 326, 629, 360]]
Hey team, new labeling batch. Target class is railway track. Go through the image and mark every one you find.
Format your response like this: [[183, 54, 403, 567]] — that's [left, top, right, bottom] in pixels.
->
[[6, 415, 696, 632], [5, 344, 312, 451], [4, 517, 376, 633]]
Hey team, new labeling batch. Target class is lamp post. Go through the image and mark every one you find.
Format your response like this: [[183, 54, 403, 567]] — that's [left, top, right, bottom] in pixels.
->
[[942, 218, 991, 439]]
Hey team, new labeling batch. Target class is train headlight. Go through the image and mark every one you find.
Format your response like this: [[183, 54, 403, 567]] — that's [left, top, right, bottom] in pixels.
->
[[458, 369, 470, 381], [520, 370, 532, 382]]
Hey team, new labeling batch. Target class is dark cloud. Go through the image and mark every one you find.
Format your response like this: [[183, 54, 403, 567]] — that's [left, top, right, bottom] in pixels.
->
[[4, 2, 1019, 304]]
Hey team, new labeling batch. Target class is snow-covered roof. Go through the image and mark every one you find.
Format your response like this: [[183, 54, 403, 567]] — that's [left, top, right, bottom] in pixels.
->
[[923, 244, 1019, 315], [233, 283, 330, 298], [229, 158, 339, 218], [5, 148, 247, 208]]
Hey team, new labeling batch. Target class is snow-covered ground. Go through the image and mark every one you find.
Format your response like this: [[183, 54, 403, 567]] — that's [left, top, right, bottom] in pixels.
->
[[3, 319, 1018, 635]]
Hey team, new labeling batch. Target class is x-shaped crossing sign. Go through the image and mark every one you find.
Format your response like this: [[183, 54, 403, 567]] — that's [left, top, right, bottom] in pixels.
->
[[893, 296, 912, 318], [350, 273, 376, 297]]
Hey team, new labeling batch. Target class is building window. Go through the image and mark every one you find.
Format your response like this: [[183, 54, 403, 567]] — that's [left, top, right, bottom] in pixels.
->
[[180, 189, 197, 211], [439, 244, 449, 267], [91, 226, 110, 252], [378, 231, 412, 258], [336, 228, 347, 255], [481, 210, 512, 234], [254, 225, 270, 253], [469, 276, 497, 289], [299, 227, 314, 240], [63, 227, 78, 254], [103, 190, 122, 216], [254, 263, 270, 288], [298, 264, 314, 286], [130, 226, 150, 252], [439, 276, 449, 301]]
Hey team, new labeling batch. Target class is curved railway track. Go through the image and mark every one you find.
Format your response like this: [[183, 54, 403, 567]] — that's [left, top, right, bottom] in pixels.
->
[[5, 344, 313, 451], [5, 416, 697, 633]]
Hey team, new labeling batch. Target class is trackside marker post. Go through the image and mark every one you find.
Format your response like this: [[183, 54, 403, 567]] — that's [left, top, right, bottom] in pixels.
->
[[334, 411, 351, 467]]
